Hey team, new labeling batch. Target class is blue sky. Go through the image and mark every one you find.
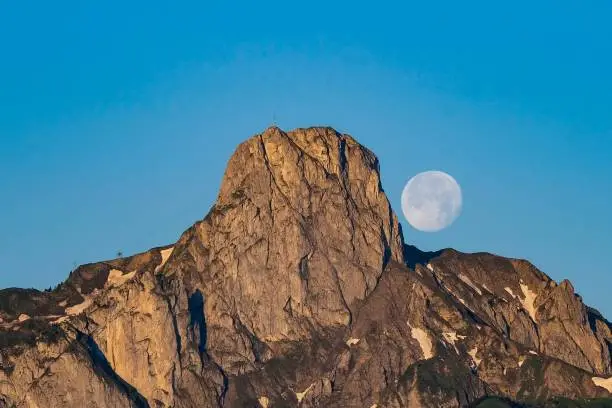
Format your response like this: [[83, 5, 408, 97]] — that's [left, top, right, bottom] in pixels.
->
[[1, 1, 611, 314]]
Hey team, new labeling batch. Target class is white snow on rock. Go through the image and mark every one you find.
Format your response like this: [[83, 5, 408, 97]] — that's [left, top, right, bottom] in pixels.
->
[[295, 384, 314, 403], [592, 377, 612, 392], [468, 346, 482, 366], [258, 396, 269, 408], [65, 296, 93, 317], [53, 288, 100, 325], [106, 269, 137, 288], [408, 322, 434, 359], [155, 247, 175, 273], [458, 274, 482, 295], [504, 287, 516, 298], [443, 331, 466, 345], [346, 338, 360, 347], [528, 350, 538, 355], [17, 314, 30, 322], [427, 263, 434, 272], [53, 316, 69, 324], [442, 331, 466, 353], [520, 282, 538, 322]]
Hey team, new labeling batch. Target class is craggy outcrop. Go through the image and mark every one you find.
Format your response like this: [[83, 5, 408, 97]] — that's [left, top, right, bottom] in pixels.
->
[[1, 126, 611, 407]]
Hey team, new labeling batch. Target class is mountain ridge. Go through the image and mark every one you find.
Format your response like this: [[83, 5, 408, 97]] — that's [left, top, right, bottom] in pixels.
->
[[1, 126, 611, 408]]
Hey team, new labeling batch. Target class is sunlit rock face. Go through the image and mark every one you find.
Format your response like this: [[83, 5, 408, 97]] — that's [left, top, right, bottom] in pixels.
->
[[1, 127, 611, 408], [182, 127, 404, 342]]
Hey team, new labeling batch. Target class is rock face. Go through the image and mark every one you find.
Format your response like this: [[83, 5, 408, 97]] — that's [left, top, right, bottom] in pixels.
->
[[1, 126, 611, 408]]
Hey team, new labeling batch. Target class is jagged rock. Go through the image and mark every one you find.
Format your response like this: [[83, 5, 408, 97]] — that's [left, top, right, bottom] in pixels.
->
[[424, 250, 612, 376], [1, 126, 611, 407]]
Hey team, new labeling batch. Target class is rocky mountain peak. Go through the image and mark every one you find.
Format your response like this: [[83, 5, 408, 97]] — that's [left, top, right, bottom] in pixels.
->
[[559, 278, 575, 294], [1, 126, 612, 408], [170, 126, 405, 344]]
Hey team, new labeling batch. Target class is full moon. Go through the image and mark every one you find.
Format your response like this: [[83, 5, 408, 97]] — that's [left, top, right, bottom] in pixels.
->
[[401, 171, 463, 232]]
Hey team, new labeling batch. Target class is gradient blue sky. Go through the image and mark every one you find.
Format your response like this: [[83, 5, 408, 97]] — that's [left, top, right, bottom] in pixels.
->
[[1, 2, 611, 314]]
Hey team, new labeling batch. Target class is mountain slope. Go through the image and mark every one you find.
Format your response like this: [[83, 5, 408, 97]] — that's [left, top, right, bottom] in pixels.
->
[[1, 126, 611, 408]]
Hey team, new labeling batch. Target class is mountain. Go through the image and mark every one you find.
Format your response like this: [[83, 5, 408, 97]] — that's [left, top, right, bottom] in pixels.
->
[[1, 126, 612, 408]]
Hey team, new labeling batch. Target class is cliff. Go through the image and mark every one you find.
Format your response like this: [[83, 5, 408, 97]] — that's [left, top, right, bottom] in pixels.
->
[[1, 127, 611, 408]]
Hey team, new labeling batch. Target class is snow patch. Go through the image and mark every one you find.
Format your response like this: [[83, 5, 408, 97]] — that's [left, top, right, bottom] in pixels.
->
[[459, 274, 482, 295], [520, 282, 538, 322], [17, 314, 30, 322], [443, 332, 466, 345], [592, 377, 612, 392], [427, 263, 434, 272], [52, 288, 100, 325], [295, 384, 314, 403], [53, 316, 69, 324], [442, 331, 466, 353], [408, 322, 434, 359], [155, 247, 174, 273], [106, 269, 137, 287], [468, 347, 482, 366], [346, 338, 360, 347], [528, 350, 538, 355], [504, 287, 516, 298], [258, 396, 269, 408], [65, 297, 93, 316]]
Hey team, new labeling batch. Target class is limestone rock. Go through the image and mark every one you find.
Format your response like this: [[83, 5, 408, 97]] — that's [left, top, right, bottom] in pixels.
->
[[1, 126, 611, 407]]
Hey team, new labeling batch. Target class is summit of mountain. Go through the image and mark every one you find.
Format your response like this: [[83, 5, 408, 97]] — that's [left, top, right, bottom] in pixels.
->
[[1, 126, 611, 408]]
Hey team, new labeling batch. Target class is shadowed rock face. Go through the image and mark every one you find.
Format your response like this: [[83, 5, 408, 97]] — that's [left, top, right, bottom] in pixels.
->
[[0, 126, 611, 408]]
